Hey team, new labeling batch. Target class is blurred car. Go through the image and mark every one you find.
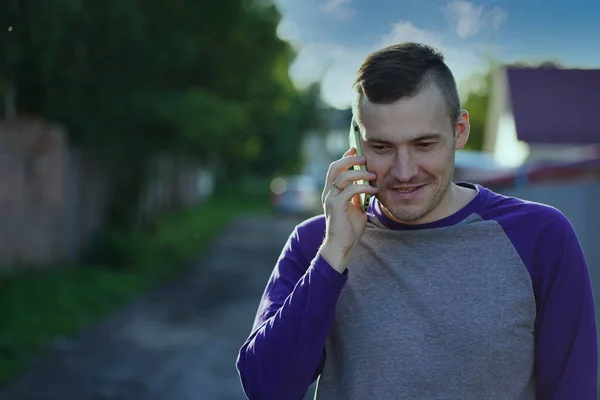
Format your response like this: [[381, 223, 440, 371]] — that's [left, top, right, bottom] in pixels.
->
[[270, 175, 321, 216]]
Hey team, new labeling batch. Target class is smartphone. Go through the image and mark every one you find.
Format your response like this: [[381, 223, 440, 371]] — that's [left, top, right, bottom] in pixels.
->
[[348, 117, 371, 212]]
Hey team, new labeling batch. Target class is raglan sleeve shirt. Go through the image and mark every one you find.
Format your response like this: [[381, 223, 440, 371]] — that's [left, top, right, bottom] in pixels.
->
[[529, 210, 597, 399], [491, 200, 598, 399], [236, 216, 345, 400], [237, 200, 598, 400]]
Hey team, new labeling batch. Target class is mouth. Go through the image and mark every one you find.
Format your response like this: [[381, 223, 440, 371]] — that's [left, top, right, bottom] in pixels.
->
[[388, 184, 426, 199]]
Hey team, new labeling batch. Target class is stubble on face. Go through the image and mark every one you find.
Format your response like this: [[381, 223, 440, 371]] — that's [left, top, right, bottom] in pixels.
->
[[357, 84, 463, 225], [378, 143, 455, 224]]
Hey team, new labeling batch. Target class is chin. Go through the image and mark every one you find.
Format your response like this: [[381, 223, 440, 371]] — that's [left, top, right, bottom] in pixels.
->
[[379, 193, 437, 224], [382, 182, 448, 222], [386, 206, 431, 224]]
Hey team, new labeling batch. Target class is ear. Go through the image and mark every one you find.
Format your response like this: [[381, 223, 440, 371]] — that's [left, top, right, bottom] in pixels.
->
[[454, 110, 470, 150]]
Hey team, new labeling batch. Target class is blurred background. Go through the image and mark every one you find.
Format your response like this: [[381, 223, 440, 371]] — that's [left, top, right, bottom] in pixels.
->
[[0, 0, 598, 399]]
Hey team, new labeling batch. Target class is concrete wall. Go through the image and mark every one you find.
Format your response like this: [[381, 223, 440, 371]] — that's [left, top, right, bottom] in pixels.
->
[[0, 119, 71, 266], [0, 118, 213, 268]]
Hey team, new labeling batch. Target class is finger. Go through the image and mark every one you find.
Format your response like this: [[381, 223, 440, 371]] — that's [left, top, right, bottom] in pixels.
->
[[330, 183, 378, 205], [350, 193, 362, 208], [323, 178, 346, 204], [327, 154, 364, 179], [326, 170, 374, 204], [325, 155, 367, 187], [343, 147, 356, 157], [324, 166, 374, 206], [334, 169, 376, 189]]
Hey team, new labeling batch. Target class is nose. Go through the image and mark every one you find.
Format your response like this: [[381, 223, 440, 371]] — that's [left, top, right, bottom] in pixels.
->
[[390, 150, 420, 183]]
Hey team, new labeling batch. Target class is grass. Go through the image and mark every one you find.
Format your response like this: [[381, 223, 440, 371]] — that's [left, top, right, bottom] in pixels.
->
[[0, 195, 272, 385]]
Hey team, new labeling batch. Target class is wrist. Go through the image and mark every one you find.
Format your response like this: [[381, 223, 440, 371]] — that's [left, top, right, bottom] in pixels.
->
[[319, 241, 350, 274]]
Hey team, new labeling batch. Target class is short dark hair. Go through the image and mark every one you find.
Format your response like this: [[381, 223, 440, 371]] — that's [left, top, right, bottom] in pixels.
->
[[352, 42, 460, 126]]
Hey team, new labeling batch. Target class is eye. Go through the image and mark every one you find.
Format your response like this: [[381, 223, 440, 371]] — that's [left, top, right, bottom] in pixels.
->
[[417, 142, 435, 149], [370, 144, 388, 152]]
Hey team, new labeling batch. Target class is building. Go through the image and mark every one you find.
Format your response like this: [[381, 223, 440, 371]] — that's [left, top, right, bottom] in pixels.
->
[[484, 65, 600, 168]]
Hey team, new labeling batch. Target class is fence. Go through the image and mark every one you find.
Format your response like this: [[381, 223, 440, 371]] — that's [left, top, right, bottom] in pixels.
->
[[0, 118, 213, 268]]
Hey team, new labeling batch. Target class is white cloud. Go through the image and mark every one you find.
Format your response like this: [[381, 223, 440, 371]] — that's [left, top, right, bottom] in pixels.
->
[[286, 20, 488, 109], [489, 6, 509, 29], [276, 16, 302, 44], [321, 0, 355, 20], [379, 21, 444, 49], [445, 1, 508, 38], [277, 16, 334, 85], [380, 22, 485, 83]]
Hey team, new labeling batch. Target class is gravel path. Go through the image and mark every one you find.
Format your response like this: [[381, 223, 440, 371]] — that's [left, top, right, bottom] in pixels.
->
[[0, 214, 317, 400]]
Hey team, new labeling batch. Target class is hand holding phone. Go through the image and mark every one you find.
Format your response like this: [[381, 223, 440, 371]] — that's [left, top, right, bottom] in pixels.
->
[[348, 118, 372, 212], [319, 118, 378, 273]]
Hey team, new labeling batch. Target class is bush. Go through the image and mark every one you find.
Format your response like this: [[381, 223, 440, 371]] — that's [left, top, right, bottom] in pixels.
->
[[0, 195, 272, 385]]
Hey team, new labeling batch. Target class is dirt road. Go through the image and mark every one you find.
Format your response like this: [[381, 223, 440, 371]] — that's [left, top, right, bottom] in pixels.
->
[[0, 214, 317, 400]]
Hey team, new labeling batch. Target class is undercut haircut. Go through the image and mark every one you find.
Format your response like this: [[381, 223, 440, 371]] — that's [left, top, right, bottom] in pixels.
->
[[352, 42, 461, 127]]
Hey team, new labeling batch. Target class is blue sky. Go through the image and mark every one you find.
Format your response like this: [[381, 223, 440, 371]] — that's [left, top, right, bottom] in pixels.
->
[[275, 0, 600, 109]]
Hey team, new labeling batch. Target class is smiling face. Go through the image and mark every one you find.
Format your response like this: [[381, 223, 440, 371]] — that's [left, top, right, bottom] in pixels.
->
[[356, 82, 470, 225]]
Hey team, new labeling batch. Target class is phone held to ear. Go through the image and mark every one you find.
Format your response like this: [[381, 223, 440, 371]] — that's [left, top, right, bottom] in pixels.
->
[[348, 117, 371, 212]]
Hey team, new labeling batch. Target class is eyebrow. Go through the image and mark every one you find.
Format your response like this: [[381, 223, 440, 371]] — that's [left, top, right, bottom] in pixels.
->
[[366, 133, 444, 144]]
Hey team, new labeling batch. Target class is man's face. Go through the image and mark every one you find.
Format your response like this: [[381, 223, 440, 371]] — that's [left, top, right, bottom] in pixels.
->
[[357, 84, 470, 224]]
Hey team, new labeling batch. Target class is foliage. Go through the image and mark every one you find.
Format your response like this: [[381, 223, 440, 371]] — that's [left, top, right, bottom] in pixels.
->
[[0, 0, 325, 228], [0, 194, 272, 385], [461, 67, 493, 151]]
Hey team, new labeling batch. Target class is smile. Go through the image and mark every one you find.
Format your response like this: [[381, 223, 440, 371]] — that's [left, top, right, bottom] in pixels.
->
[[391, 185, 424, 193], [389, 185, 426, 199], [394, 187, 419, 193]]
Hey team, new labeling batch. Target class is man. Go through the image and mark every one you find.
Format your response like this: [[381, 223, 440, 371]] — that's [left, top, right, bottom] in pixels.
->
[[236, 42, 598, 399]]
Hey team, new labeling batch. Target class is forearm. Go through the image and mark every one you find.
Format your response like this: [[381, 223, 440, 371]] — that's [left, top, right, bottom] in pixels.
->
[[536, 289, 597, 399], [236, 254, 347, 400], [534, 216, 598, 399]]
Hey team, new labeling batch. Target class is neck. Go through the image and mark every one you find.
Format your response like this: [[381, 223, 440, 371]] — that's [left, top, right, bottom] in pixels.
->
[[380, 183, 477, 226]]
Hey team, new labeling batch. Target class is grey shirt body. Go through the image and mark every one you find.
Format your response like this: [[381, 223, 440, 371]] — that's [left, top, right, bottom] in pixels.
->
[[315, 213, 536, 399]]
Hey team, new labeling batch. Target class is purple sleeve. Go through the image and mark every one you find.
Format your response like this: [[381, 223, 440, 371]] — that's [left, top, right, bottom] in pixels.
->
[[236, 217, 347, 400], [533, 211, 598, 399], [490, 201, 598, 399]]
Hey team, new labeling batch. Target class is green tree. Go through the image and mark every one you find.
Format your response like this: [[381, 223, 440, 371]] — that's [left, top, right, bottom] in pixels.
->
[[461, 66, 493, 151], [0, 0, 324, 228]]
